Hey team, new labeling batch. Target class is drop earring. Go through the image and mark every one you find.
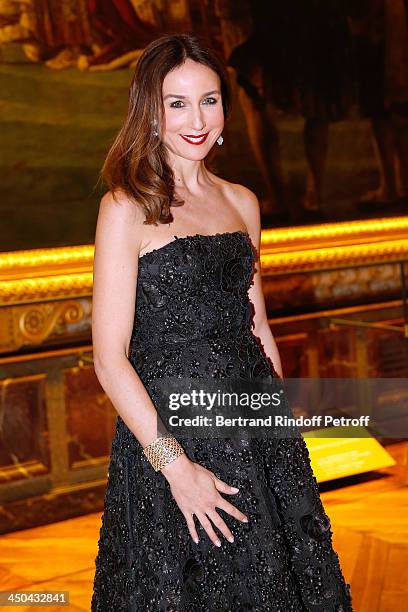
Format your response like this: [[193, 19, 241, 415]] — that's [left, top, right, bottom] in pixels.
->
[[153, 118, 159, 137], [217, 134, 224, 146]]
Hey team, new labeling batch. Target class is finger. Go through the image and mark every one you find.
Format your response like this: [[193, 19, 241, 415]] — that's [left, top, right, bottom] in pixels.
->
[[215, 498, 248, 523], [184, 512, 199, 544], [213, 477, 240, 495], [206, 509, 234, 543], [196, 512, 222, 547]]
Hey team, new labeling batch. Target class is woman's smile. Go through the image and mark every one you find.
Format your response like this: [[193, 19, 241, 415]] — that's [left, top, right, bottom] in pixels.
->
[[180, 132, 209, 145]]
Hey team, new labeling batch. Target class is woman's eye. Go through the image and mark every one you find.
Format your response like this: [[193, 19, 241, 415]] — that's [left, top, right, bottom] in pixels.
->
[[169, 97, 218, 108], [170, 100, 184, 108]]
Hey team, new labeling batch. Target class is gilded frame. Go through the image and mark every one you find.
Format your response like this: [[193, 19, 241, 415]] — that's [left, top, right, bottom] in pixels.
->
[[1, 216, 408, 306]]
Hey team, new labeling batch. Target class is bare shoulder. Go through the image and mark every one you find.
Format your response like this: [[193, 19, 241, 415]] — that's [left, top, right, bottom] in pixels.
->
[[227, 182, 260, 209], [96, 190, 147, 251], [223, 181, 261, 231], [98, 189, 145, 225]]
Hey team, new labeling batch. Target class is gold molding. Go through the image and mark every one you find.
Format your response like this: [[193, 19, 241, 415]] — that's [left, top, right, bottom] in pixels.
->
[[0, 273, 93, 305], [0, 300, 89, 352], [260, 215, 408, 251], [18, 300, 85, 343], [0, 245, 94, 280], [0, 216, 407, 304], [260, 215, 408, 275], [261, 238, 408, 275]]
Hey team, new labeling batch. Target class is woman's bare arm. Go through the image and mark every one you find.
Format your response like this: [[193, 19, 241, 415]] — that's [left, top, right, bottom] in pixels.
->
[[234, 185, 283, 378], [92, 191, 247, 545], [92, 190, 166, 447]]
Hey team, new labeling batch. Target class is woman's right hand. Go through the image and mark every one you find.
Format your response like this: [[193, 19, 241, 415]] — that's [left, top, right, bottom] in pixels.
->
[[161, 453, 248, 546]]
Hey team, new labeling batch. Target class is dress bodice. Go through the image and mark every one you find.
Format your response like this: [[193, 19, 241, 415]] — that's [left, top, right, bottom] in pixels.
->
[[130, 231, 256, 349]]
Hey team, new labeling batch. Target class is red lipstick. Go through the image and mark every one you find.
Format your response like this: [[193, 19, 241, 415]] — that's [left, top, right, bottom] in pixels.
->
[[180, 132, 209, 145]]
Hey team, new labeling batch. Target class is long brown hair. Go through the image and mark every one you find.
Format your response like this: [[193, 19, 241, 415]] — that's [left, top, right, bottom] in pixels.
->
[[100, 33, 232, 225]]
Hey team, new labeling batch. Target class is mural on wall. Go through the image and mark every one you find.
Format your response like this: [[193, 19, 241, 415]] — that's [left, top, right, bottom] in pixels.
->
[[1, 0, 408, 251]]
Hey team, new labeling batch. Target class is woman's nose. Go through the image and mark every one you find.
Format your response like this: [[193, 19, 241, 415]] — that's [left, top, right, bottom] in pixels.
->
[[190, 107, 206, 131]]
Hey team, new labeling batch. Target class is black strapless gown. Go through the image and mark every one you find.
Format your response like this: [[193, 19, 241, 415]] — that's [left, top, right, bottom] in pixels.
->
[[91, 231, 353, 612]]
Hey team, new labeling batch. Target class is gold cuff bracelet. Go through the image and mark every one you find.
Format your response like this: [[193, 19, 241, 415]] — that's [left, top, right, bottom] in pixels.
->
[[143, 434, 185, 472]]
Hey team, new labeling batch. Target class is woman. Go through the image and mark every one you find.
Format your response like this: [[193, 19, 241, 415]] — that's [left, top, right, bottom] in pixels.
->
[[91, 33, 353, 611]]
